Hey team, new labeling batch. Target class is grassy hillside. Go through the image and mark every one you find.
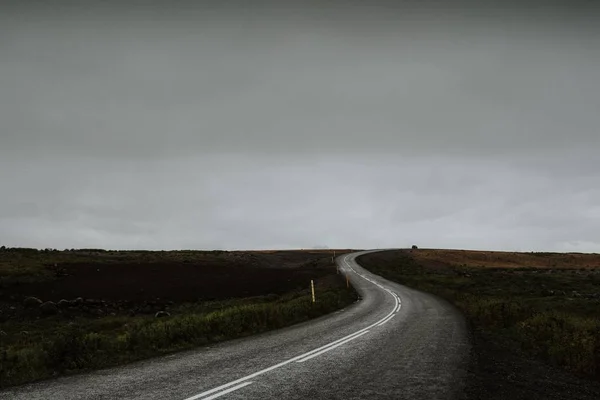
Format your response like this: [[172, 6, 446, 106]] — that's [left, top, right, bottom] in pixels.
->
[[0, 248, 357, 388], [358, 249, 600, 397]]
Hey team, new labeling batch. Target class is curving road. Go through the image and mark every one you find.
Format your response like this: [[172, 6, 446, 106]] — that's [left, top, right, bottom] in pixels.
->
[[0, 250, 470, 400]]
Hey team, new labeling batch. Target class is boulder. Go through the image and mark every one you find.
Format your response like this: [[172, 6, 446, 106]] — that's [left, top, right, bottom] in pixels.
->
[[72, 297, 84, 306], [57, 299, 70, 308], [23, 297, 43, 308], [93, 309, 105, 317], [155, 311, 171, 318], [40, 301, 59, 315]]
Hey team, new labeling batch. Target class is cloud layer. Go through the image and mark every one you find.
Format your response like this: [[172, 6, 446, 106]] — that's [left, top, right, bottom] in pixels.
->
[[1, 1, 599, 251]]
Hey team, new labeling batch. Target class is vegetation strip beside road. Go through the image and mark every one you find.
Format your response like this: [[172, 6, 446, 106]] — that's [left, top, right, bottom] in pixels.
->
[[0, 248, 357, 388], [358, 249, 600, 399]]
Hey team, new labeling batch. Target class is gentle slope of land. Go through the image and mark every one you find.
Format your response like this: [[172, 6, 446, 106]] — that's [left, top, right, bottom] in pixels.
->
[[358, 249, 600, 400], [0, 251, 470, 400], [0, 248, 356, 387]]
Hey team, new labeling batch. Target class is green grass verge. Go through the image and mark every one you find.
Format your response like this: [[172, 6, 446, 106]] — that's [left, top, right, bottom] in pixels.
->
[[0, 287, 357, 388], [357, 251, 600, 380]]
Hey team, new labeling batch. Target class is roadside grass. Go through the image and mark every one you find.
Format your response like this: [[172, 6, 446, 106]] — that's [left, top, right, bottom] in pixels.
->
[[357, 250, 600, 380], [0, 247, 356, 388], [410, 248, 600, 270], [0, 285, 357, 388]]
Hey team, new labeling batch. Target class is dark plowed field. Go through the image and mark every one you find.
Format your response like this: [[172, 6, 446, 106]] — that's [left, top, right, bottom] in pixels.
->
[[1, 249, 353, 304], [15, 262, 332, 302]]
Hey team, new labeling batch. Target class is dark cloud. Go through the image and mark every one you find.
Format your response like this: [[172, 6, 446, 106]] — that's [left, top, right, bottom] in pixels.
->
[[1, 1, 599, 251]]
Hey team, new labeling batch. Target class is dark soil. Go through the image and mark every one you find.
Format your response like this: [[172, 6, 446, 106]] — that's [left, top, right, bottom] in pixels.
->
[[0, 250, 346, 302], [0, 249, 350, 320], [8, 262, 329, 303]]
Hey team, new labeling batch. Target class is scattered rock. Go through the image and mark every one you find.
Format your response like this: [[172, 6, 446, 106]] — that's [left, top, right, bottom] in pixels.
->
[[23, 297, 43, 308], [155, 311, 171, 318], [73, 297, 84, 305], [92, 309, 105, 317], [57, 299, 70, 308], [0, 330, 6, 337], [40, 301, 59, 315]]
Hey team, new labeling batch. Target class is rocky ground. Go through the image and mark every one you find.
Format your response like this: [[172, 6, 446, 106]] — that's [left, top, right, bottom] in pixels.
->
[[0, 249, 349, 329]]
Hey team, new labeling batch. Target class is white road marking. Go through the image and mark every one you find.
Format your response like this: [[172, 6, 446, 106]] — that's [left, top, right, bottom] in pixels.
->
[[200, 381, 254, 400], [377, 314, 395, 326], [183, 254, 402, 400], [394, 299, 402, 313], [296, 331, 370, 363]]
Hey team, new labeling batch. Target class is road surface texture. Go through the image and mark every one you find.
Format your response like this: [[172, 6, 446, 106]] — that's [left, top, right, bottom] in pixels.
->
[[0, 250, 470, 400]]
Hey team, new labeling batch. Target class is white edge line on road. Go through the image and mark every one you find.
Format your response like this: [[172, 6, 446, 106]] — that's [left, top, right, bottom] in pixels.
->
[[201, 381, 254, 400], [295, 330, 370, 363], [394, 299, 401, 313], [377, 314, 395, 326], [183, 254, 401, 400]]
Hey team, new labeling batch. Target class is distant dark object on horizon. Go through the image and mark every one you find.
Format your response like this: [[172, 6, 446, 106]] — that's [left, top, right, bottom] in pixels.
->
[[412, 245, 418, 250]]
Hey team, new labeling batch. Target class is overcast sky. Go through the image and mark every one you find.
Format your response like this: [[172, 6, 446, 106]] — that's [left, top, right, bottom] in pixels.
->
[[1, 1, 599, 251]]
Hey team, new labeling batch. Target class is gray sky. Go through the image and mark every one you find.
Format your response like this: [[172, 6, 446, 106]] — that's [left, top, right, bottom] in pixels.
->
[[1, 1, 599, 251]]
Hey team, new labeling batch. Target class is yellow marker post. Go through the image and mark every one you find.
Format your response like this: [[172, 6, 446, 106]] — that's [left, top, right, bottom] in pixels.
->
[[346, 275, 350, 288], [311, 280, 316, 303]]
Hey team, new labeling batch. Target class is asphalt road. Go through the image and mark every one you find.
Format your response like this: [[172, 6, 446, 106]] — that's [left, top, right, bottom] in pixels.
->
[[0, 250, 470, 400]]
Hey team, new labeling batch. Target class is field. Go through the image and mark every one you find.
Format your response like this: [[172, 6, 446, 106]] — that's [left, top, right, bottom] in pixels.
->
[[410, 248, 600, 269], [358, 249, 600, 399], [0, 248, 357, 388]]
